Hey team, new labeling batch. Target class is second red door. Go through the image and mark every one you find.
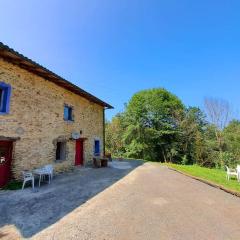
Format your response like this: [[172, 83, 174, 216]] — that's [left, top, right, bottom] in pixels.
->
[[75, 139, 84, 166]]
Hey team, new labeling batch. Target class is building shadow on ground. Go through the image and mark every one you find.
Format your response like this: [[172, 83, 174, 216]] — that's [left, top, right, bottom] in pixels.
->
[[0, 159, 143, 238]]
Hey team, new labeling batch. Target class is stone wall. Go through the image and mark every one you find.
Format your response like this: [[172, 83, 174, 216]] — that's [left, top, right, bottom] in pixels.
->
[[0, 58, 104, 179]]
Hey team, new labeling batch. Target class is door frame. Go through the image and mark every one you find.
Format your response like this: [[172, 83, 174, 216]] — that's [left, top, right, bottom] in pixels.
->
[[75, 139, 84, 166], [0, 140, 13, 187]]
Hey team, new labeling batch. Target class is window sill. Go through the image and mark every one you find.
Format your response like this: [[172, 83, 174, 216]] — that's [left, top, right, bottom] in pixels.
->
[[0, 112, 9, 115], [55, 159, 67, 163], [64, 120, 74, 123]]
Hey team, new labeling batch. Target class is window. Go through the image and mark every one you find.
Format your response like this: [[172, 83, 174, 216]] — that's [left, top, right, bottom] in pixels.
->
[[0, 89, 3, 110], [56, 142, 66, 161], [94, 140, 100, 156], [0, 82, 11, 114], [64, 105, 73, 121]]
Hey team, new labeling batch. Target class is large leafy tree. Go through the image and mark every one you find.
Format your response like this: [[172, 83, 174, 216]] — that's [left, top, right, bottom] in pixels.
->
[[105, 113, 125, 156], [222, 120, 240, 167], [177, 107, 208, 165], [122, 88, 184, 161], [223, 120, 240, 153]]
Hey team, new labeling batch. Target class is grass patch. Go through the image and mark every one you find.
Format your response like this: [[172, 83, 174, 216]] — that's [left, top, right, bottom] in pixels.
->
[[1, 181, 22, 190], [164, 163, 240, 193]]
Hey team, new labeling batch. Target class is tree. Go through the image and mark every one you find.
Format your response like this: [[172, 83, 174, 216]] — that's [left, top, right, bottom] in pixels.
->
[[204, 97, 231, 152], [122, 88, 184, 161], [105, 89, 239, 168], [177, 107, 208, 165], [222, 120, 240, 167], [105, 113, 125, 156]]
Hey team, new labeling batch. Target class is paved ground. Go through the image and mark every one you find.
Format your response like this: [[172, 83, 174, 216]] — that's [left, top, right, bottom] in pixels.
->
[[0, 160, 142, 239], [1, 161, 240, 240]]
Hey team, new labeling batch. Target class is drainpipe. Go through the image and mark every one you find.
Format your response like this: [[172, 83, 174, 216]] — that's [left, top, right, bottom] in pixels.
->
[[103, 107, 105, 156]]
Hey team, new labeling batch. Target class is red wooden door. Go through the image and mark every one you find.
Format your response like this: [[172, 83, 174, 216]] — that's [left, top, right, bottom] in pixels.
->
[[75, 139, 84, 166], [0, 141, 13, 187]]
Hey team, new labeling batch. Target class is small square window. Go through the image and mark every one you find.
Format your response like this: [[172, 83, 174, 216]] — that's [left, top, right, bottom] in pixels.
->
[[56, 142, 66, 161], [0, 82, 11, 114], [64, 105, 73, 121]]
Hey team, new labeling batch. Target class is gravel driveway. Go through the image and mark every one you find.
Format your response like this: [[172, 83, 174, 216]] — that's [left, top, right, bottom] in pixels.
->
[[1, 161, 240, 240]]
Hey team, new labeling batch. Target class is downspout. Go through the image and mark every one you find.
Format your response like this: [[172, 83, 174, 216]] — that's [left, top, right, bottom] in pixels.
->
[[103, 107, 106, 156]]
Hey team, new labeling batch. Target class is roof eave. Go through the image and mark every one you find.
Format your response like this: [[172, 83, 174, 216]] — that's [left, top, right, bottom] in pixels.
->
[[0, 42, 113, 109]]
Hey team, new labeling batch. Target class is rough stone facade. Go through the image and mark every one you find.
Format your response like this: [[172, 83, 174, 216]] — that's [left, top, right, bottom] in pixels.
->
[[0, 58, 104, 179]]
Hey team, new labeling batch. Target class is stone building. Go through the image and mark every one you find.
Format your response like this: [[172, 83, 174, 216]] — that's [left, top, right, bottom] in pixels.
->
[[0, 43, 113, 187]]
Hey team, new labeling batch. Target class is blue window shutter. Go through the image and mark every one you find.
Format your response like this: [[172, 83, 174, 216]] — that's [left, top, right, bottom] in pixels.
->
[[0, 82, 11, 114], [94, 140, 100, 156], [64, 105, 73, 121], [64, 106, 68, 120], [68, 107, 72, 120], [0, 89, 3, 111]]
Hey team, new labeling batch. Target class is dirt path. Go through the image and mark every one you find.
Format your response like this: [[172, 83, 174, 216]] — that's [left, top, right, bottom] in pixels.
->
[[32, 163, 240, 240]]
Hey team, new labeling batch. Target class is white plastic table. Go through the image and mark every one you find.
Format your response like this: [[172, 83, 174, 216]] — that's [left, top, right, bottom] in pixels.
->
[[33, 168, 51, 187]]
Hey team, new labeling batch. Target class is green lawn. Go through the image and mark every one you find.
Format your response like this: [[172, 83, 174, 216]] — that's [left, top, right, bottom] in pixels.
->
[[164, 163, 240, 193]]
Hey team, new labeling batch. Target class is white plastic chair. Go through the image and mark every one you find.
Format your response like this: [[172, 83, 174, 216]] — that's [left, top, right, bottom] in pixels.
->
[[225, 166, 238, 181], [22, 171, 35, 190], [237, 165, 240, 182], [43, 164, 54, 183]]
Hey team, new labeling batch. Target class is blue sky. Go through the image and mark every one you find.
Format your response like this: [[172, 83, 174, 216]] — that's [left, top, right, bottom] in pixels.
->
[[0, 1, 240, 120]]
